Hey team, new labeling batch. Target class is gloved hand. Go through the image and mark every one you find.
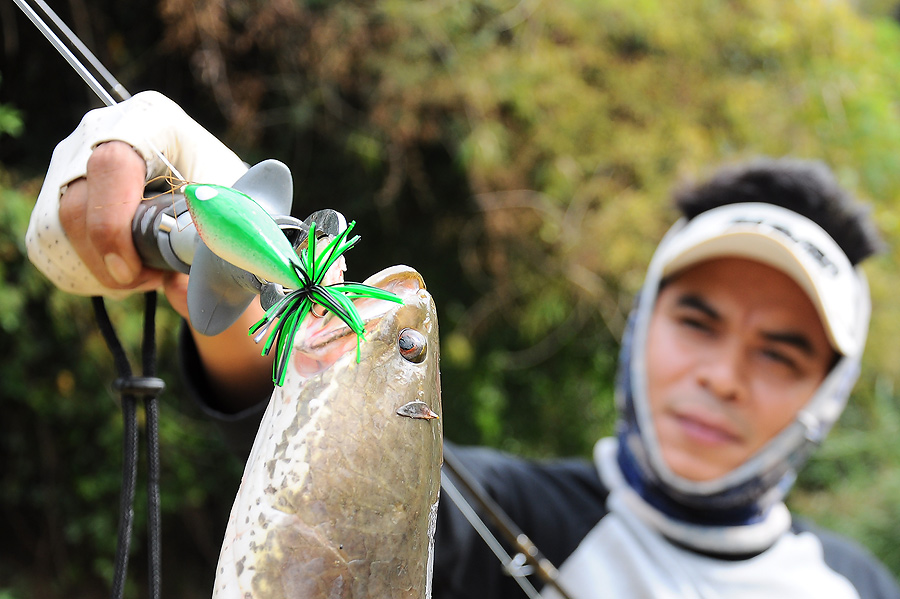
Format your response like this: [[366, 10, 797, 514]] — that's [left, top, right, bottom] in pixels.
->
[[27, 90, 278, 407], [26, 90, 248, 310]]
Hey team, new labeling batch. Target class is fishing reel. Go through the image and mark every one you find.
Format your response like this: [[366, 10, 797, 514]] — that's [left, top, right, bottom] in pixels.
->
[[131, 159, 347, 336]]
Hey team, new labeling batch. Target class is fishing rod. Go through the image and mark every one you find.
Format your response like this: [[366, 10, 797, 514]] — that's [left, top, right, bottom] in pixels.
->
[[439, 471, 543, 599], [12, 0, 127, 106], [14, 2, 575, 597], [442, 445, 574, 599]]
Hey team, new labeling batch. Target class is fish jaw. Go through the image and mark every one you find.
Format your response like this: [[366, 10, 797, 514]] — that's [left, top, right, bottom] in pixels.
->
[[289, 264, 428, 376], [213, 264, 442, 599]]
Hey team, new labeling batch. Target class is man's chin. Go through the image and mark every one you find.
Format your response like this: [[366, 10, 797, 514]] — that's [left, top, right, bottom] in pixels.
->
[[659, 446, 738, 482]]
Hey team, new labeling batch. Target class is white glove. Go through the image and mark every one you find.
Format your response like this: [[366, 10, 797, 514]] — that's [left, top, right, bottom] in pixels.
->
[[26, 90, 248, 297]]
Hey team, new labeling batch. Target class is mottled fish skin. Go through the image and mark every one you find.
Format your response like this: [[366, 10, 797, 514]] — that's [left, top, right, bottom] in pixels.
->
[[213, 265, 442, 599]]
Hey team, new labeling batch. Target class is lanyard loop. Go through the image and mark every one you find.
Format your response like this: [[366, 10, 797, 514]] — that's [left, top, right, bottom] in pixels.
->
[[92, 293, 164, 599]]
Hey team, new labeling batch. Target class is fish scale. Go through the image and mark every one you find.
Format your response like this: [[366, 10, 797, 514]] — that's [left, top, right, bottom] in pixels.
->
[[213, 265, 442, 598]]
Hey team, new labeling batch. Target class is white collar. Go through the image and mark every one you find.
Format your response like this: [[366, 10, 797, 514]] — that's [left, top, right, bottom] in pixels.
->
[[595, 438, 792, 556]]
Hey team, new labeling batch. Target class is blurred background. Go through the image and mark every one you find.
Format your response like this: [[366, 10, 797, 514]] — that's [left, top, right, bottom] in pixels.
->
[[3, 0, 900, 596]]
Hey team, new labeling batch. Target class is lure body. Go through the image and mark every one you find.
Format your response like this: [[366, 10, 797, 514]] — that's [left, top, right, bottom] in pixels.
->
[[183, 183, 304, 289], [182, 181, 403, 387]]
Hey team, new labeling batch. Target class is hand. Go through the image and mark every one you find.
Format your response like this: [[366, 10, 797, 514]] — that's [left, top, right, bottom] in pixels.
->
[[27, 90, 248, 299], [60, 143, 161, 286], [58, 141, 196, 318], [28, 92, 274, 409], [59, 142, 273, 407]]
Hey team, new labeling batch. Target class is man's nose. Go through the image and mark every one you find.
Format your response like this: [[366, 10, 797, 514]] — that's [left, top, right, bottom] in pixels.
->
[[696, 343, 745, 402]]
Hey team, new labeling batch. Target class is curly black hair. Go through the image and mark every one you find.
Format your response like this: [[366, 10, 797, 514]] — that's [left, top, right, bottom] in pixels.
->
[[673, 157, 883, 266]]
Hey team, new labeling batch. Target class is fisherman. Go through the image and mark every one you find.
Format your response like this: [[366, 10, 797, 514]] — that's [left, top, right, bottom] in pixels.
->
[[26, 91, 900, 598]]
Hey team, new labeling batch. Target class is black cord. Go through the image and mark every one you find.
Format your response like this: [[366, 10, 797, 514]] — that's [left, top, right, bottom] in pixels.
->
[[92, 293, 165, 599], [142, 292, 162, 599]]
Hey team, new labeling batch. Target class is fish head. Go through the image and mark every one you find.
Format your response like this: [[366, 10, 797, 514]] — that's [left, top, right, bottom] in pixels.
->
[[291, 264, 441, 416]]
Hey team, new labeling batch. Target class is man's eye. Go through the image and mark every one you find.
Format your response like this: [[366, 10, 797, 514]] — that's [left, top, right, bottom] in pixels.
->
[[679, 316, 711, 332], [761, 349, 798, 371]]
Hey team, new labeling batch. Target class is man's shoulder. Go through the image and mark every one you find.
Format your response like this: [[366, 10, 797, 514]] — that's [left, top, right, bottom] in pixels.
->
[[440, 442, 611, 570], [791, 517, 900, 599], [443, 442, 608, 511]]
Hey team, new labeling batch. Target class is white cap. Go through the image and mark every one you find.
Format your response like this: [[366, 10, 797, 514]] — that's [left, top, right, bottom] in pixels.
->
[[645, 202, 870, 358]]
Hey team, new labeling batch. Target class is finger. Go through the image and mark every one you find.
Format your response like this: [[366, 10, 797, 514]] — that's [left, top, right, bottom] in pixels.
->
[[162, 272, 190, 319], [59, 177, 93, 269], [59, 177, 134, 289], [60, 146, 168, 291], [84, 141, 148, 286]]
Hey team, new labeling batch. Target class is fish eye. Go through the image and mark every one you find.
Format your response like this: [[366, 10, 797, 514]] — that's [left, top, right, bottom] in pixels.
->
[[398, 328, 427, 363]]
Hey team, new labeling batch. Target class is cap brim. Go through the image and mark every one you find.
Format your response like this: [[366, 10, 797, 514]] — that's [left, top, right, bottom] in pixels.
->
[[648, 203, 869, 357]]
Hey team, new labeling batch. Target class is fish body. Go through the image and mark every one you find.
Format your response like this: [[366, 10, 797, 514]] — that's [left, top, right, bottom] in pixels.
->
[[183, 183, 305, 289], [213, 265, 442, 599]]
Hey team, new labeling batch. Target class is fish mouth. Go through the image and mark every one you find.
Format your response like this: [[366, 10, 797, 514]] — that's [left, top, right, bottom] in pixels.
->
[[290, 265, 426, 372]]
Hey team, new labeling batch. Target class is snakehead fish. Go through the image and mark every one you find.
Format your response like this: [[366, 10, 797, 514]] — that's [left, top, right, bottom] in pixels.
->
[[212, 265, 442, 599]]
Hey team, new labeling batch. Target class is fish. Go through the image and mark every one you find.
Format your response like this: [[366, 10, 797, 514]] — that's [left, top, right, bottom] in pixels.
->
[[212, 264, 442, 599]]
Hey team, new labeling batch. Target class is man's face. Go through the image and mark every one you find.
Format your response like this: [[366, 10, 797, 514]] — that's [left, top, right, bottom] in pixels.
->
[[645, 257, 834, 482]]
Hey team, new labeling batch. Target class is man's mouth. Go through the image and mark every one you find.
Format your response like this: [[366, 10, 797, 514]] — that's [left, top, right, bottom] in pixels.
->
[[670, 411, 742, 446]]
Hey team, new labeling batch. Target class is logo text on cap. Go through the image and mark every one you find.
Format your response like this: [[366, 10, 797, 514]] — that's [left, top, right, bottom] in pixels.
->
[[731, 217, 839, 276]]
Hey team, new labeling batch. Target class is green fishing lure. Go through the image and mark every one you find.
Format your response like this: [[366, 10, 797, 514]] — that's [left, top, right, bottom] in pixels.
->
[[183, 183, 402, 387], [184, 184, 305, 288]]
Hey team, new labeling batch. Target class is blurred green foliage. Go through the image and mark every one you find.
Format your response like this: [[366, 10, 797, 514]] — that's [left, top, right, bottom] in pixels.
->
[[0, 75, 23, 139], [4, 0, 900, 596]]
